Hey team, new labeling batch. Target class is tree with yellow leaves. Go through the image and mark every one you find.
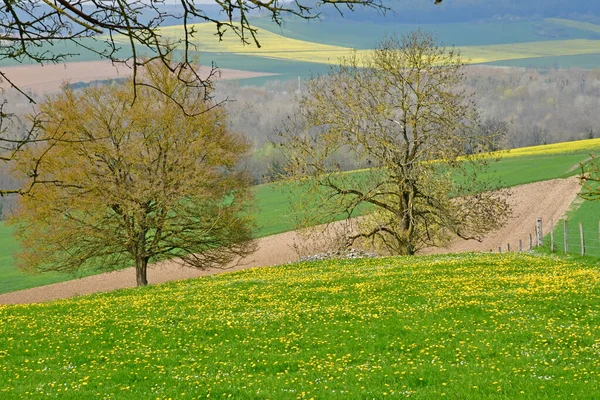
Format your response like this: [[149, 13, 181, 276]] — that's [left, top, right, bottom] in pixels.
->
[[10, 61, 254, 286]]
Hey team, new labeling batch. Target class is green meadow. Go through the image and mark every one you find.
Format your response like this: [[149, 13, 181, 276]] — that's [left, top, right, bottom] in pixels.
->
[[256, 18, 600, 48], [544, 195, 600, 258], [1, 252, 600, 398], [1, 139, 600, 294], [4, 14, 600, 400]]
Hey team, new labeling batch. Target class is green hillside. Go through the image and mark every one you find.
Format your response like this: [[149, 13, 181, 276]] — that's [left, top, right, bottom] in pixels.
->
[[1, 139, 600, 295], [0, 225, 74, 293], [544, 195, 600, 258], [254, 18, 600, 48], [485, 53, 600, 69], [174, 18, 600, 73], [1, 252, 600, 398]]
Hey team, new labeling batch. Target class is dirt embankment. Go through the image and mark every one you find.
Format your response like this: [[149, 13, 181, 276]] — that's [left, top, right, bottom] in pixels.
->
[[0, 177, 581, 305]]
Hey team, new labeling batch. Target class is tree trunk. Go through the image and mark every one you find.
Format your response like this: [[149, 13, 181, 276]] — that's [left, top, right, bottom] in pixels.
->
[[135, 256, 149, 287], [401, 190, 415, 256], [406, 242, 415, 256]]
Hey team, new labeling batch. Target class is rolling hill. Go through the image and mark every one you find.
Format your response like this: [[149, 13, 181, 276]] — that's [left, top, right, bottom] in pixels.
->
[[155, 19, 600, 70], [3, 17, 600, 88], [2, 6, 600, 398], [1, 138, 600, 296]]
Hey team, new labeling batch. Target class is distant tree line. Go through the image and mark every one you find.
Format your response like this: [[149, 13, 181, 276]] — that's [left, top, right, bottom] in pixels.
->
[[210, 66, 600, 184], [464, 66, 600, 148], [66, 78, 128, 91]]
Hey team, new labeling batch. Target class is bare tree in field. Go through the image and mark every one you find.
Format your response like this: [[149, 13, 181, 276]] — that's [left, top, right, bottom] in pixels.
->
[[278, 32, 510, 255], [9, 61, 254, 286]]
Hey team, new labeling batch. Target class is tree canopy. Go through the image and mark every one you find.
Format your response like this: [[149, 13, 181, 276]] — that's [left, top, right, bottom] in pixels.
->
[[9, 61, 254, 286], [278, 31, 510, 255]]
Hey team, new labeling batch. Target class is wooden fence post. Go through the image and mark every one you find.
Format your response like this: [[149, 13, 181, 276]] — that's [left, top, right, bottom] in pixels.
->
[[580, 222, 585, 256], [519, 239, 522, 252], [529, 234, 533, 250], [564, 220, 568, 254], [498, 246, 502, 253], [507, 243, 510, 252], [536, 217, 543, 247]]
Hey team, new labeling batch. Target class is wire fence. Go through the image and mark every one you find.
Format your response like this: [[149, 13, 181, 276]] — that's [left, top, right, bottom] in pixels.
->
[[495, 217, 600, 258]]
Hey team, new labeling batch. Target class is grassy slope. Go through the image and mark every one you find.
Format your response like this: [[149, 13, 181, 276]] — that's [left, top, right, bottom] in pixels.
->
[[1, 252, 600, 398], [2, 139, 600, 294], [0, 225, 104, 293], [256, 138, 600, 237], [255, 19, 597, 48], [547, 18, 600, 34], [253, 153, 586, 238], [485, 53, 600, 69], [1, 226, 40, 291], [198, 51, 331, 81], [544, 195, 600, 257]]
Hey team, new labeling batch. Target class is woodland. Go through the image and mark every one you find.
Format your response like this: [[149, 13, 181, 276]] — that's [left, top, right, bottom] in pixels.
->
[[220, 66, 600, 183]]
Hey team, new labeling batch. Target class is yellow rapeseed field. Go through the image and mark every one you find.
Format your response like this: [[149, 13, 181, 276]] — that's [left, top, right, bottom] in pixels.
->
[[151, 22, 600, 66], [158, 23, 350, 56], [494, 138, 600, 159]]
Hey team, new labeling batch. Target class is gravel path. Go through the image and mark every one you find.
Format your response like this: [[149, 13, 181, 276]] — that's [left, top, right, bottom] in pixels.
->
[[0, 177, 581, 305]]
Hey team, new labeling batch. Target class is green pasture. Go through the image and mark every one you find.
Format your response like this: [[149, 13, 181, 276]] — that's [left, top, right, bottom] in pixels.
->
[[255, 18, 599, 48], [255, 145, 600, 238], [1, 252, 600, 398], [471, 152, 586, 187], [1, 140, 599, 294], [485, 53, 600, 69], [0, 39, 132, 67], [547, 18, 600, 35], [200, 51, 331, 81], [0, 225, 107, 293], [542, 195, 600, 258]]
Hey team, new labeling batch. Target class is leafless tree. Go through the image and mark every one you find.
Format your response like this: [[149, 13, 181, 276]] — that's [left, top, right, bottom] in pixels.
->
[[278, 32, 510, 255]]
